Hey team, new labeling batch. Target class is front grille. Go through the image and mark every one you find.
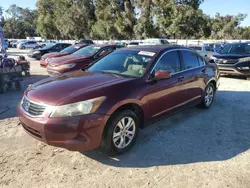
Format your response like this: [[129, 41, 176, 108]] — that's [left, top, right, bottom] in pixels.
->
[[22, 124, 42, 139], [22, 97, 46, 117]]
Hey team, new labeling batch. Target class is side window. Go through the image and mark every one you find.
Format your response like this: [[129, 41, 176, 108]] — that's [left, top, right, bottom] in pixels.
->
[[98, 48, 113, 57], [205, 46, 213, 52], [181, 51, 200, 70], [54, 44, 61, 50], [197, 55, 205, 66], [154, 51, 181, 73]]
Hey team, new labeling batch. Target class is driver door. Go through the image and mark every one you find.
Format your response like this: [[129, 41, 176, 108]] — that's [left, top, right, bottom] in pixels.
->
[[146, 50, 187, 120]]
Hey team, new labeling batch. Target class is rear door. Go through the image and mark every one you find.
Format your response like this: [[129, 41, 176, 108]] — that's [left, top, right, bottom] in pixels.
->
[[179, 50, 206, 103]]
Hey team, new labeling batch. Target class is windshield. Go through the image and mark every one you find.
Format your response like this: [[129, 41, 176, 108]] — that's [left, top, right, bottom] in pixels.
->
[[88, 50, 155, 78], [61, 45, 80, 53], [73, 46, 101, 56], [220, 43, 250, 54]]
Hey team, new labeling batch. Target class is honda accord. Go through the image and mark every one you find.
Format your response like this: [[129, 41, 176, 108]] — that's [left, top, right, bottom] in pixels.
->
[[18, 45, 219, 155]]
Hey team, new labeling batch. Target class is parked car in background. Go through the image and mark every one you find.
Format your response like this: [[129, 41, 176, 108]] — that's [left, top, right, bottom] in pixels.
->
[[141, 38, 169, 45], [17, 41, 38, 49], [46, 44, 119, 76], [40, 44, 88, 68], [9, 40, 18, 48], [76, 39, 94, 45], [188, 45, 218, 58], [212, 42, 250, 80], [18, 45, 219, 155], [127, 42, 139, 47], [28, 43, 71, 60]]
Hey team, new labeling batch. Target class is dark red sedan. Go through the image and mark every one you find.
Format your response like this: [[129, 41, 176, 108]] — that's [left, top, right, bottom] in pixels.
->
[[40, 44, 87, 68], [46, 44, 119, 76], [18, 45, 220, 155]]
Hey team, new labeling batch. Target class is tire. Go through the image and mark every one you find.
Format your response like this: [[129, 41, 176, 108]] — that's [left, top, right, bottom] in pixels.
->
[[36, 55, 41, 60], [101, 110, 139, 155], [200, 83, 215, 109], [21, 46, 25, 49]]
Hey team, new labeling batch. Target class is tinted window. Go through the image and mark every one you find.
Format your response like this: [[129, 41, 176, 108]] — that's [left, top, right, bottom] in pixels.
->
[[154, 51, 181, 73], [160, 40, 169, 44], [61, 45, 80, 53], [181, 51, 200, 69], [197, 55, 205, 66], [205, 46, 213, 52]]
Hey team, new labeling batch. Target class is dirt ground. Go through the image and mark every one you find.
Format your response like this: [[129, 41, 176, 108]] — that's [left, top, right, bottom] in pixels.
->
[[1, 48, 250, 188]]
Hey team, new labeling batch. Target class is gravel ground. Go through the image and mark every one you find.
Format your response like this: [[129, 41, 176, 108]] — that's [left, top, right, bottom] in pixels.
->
[[0, 49, 250, 188]]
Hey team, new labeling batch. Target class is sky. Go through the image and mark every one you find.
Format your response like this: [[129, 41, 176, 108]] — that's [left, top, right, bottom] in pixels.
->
[[1, 0, 250, 26]]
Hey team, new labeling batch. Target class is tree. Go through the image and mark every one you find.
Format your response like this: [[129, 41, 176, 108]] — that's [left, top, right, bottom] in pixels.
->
[[53, 0, 95, 39], [134, 0, 158, 39], [36, 0, 60, 39], [3, 4, 37, 38]]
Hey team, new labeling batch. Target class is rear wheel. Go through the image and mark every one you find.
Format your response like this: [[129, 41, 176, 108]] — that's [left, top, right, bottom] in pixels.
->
[[101, 110, 139, 155], [21, 46, 25, 49], [200, 83, 215, 109]]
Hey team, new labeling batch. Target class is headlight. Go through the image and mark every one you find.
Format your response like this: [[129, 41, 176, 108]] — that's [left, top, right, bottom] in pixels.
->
[[33, 51, 41, 54], [50, 96, 106, 118], [238, 67, 250, 70], [59, 63, 76, 69]]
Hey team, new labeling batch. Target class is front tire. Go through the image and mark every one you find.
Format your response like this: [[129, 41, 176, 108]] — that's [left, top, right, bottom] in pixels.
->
[[101, 110, 139, 155], [200, 83, 215, 109]]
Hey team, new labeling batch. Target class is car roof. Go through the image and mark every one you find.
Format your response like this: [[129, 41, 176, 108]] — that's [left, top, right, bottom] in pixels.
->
[[122, 45, 186, 53], [88, 44, 118, 48]]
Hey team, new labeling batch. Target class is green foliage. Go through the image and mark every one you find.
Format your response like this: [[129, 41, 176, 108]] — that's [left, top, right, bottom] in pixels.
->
[[3, 4, 37, 38]]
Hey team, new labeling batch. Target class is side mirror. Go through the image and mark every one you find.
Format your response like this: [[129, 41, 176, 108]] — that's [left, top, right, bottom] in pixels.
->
[[154, 70, 171, 80]]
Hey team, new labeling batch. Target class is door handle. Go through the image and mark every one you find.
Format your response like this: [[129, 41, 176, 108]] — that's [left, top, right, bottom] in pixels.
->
[[178, 76, 184, 82]]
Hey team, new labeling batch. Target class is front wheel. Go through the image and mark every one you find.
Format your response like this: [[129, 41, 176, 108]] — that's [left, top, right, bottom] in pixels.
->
[[200, 83, 215, 109], [101, 110, 139, 155]]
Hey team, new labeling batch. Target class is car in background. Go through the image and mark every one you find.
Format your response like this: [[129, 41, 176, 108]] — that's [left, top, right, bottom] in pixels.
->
[[46, 44, 119, 76], [127, 42, 139, 47], [212, 42, 250, 80], [76, 39, 94, 45], [18, 45, 219, 155], [17, 41, 39, 49], [27, 43, 71, 60], [141, 38, 169, 45], [188, 45, 218, 59], [40, 44, 88, 68]]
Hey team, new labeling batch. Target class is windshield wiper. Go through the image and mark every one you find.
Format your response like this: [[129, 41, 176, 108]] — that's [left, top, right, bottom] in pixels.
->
[[98, 71, 123, 78]]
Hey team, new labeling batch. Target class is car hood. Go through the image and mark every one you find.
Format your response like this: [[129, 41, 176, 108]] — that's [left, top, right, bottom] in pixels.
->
[[213, 54, 250, 59], [42, 52, 68, 59], [25, 71, 132, 106], [48, 54, 90, 65]]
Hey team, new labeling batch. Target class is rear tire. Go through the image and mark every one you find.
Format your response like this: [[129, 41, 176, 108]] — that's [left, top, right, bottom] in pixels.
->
[[101, 110, 139, 156], [200, 83, 215, 109]]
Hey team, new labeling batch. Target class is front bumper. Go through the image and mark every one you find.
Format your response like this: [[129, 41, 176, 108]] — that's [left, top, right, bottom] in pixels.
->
[[18, 104, 109, 151], [217, 64, 250, 76]]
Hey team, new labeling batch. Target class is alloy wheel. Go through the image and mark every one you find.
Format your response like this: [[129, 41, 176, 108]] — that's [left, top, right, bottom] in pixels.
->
[[205, 85, 214, 107], [112, 117, 136, 149]]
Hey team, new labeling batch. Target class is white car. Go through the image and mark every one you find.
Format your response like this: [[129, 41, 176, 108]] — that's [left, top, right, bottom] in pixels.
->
[[140, 38, 169, 45], [17, 41, 39, 49], [188, 45, 218, 58]]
